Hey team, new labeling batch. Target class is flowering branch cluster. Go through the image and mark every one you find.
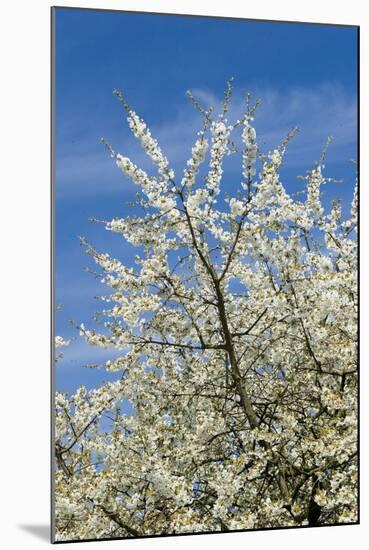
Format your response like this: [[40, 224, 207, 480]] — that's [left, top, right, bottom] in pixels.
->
[[54, 81, 358, 541]]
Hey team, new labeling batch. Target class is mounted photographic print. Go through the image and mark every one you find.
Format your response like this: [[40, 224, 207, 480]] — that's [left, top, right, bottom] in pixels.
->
[[51, 6, 359, 543]]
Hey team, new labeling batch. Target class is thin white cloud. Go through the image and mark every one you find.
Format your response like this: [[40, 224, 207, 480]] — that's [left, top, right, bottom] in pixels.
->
[[56, 82, 357, 199], [190, 82, 357, 165], [56, 337, 120, 371], [56, 277, 105, 302]]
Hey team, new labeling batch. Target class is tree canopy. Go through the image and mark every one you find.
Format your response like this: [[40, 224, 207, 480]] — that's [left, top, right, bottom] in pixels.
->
[[54, 81, 358, 541]]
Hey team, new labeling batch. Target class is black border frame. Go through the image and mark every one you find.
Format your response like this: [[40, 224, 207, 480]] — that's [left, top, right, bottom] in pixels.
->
[[50, 5, 360, 544]]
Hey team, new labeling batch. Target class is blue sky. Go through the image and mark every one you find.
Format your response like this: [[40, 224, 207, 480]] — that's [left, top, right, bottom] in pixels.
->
[[54, 7, 358, 394]]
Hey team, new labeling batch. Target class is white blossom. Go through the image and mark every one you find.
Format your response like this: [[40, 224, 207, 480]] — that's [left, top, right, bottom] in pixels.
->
[[55, 84, 358, 541]]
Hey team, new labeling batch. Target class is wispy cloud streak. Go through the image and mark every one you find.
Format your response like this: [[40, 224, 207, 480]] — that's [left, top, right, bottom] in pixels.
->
[[56, 83, 357, 200]]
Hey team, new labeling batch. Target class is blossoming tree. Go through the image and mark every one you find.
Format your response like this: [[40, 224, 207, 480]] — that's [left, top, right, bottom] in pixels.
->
[[54, 81, 358, 541]]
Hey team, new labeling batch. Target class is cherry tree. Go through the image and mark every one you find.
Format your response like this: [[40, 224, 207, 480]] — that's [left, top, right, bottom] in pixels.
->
[[54, 80, 358, 541]]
